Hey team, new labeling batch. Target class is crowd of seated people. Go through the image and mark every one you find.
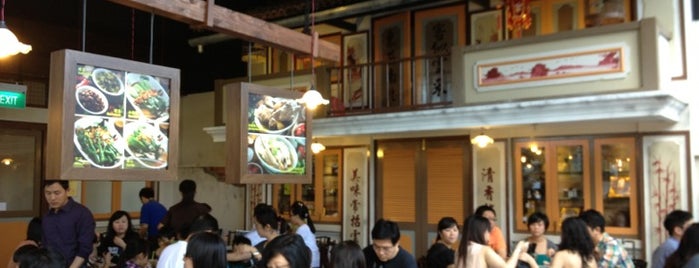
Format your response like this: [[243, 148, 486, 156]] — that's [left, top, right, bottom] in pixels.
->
[[14, 179, 699, 268]]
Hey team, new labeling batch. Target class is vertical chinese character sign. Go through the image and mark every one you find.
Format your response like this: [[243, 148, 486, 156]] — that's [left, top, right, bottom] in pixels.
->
[[342, 147, 369, 246], [473, 141, 507, 242]]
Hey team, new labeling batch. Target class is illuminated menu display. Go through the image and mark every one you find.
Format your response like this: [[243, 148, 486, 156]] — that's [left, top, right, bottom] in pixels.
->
[[73, 64, 171, 169], [246, 93, 306, 175]]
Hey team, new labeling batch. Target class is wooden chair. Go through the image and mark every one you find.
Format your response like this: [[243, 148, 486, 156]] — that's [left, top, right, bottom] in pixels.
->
[[316, 236, 334, 268]]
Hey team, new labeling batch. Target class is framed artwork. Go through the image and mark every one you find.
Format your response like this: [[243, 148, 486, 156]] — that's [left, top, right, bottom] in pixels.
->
[[372, 11, 412, 108], [47, 49, 180, 181], [341, 31, 369, 109], [414, 4, 466, 105], [224, 82, 312, 184], [469, 9, 504, 45], [474, 44, 628, 92], [642, 133, 690, 259]]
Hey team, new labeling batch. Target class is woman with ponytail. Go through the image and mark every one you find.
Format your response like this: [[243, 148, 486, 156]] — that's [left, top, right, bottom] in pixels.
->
[[291, 201, 321, 268]]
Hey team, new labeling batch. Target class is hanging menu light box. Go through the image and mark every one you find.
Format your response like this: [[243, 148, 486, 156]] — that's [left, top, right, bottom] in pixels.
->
[[46, 49, 180, 181], [225, 82, 312, 184]]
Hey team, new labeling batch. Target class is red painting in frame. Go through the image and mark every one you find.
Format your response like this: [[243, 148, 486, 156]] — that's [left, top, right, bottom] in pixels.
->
[[341, 31, 369, 109]]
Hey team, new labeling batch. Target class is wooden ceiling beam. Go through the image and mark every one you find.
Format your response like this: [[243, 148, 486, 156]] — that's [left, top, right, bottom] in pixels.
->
[[108, 0, 340, 62]]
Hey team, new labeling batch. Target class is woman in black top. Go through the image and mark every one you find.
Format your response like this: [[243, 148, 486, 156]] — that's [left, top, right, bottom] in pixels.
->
[[97, 210, 140, 266], [426, 217, 459, 268]]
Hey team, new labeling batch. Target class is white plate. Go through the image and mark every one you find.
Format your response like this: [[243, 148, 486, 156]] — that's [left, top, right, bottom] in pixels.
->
[[73, 117, 124, 168], [123, 121, 168, 169], [92, 68, 124, 96], [125, 73, 170, 122], [254, 135, 298, 174], [75, 86, 108, 115]]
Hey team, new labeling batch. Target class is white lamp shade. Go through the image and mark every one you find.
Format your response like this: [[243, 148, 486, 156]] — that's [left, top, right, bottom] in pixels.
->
[[0, 22, 32, 58], [311, 142, 326, 154], [298, 89, 329, 110], [471, 134, 494, 148]]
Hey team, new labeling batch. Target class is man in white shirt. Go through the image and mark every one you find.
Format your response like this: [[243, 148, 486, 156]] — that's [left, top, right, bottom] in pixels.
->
[[157, 214, 219, 268]]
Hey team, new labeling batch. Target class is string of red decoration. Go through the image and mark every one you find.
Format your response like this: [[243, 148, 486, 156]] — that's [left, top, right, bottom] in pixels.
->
[[506, 0, 532, 31]]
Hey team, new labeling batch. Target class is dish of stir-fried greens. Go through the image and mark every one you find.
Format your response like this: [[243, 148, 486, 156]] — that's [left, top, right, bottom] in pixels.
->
[[75, 119, 122, 167], [127, 74, 169, 120], [127, 124, 164, 160]]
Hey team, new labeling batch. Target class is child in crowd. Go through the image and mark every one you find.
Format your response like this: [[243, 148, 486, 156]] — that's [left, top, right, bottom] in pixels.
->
[[154, 226, 176, 259], [104, 238, 151, 268], [230, 235, 254, 268]]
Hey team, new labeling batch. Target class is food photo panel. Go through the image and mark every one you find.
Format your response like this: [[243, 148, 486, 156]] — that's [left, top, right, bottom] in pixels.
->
[[226, 82, 312, 184], [247, 93, 306, 175], [75, 65, 126, 118], [48, 49, 179, 181]]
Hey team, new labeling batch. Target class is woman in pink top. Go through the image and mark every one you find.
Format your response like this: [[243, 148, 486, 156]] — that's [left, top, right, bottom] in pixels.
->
[[455, 216, 538, 268]]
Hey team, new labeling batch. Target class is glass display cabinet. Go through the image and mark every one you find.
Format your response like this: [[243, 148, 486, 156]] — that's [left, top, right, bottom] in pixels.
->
[[514, 140, 590, 232], [273, 148, 342, 223], [594, 137, 638, 235]]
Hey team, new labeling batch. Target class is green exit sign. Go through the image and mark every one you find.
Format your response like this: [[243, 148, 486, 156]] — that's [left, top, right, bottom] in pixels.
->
[[0, 83, 27, 109]]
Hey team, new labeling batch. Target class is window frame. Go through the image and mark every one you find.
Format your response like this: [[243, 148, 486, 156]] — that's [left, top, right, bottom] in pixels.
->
[[0, 120, 44, 218]]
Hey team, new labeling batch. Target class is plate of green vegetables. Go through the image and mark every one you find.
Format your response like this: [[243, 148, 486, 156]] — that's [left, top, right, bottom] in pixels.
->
[[73, 117, 124, 168], [124, 121, 168, 169], [125, 73, 170, 121]]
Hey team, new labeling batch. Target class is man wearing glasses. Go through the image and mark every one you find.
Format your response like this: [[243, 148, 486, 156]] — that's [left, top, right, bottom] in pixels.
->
[[363, 219, 418, 268]]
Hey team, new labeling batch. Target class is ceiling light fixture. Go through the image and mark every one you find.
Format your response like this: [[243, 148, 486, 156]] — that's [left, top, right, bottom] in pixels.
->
[[1, 158, 13, 166], [0, 0, 31, 58], [471, 129, 494, 148], [311, 139, 326, 154], [297, 0, 328, 110]]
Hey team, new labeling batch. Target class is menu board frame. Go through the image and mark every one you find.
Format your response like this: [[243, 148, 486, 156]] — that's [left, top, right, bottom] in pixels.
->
[[225, 82, 312, 184], [47, 49, 180, 181]]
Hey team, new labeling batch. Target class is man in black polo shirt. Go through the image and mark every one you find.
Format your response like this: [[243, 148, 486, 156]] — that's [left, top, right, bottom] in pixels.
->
[[363, 219, 418, 268]]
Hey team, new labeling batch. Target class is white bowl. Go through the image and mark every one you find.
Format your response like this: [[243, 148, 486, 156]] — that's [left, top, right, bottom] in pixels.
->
[[92, 68, 124, 96], [75, 86, 108, 115], [253, 136, 299, 174], [252, 98, 299, 134]]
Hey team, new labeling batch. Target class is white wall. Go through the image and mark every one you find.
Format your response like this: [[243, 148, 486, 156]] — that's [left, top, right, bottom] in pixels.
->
[[157, 91, 248, 231], [158, 167, 246, 232]]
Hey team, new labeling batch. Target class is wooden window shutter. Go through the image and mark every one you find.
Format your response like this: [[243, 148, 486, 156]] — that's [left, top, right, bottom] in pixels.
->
[[426, 146, 464, 224], [382, 147, 416, 222]]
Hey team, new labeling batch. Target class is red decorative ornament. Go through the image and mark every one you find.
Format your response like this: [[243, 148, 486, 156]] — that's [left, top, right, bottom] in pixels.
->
[[506, 0, 532, 31]]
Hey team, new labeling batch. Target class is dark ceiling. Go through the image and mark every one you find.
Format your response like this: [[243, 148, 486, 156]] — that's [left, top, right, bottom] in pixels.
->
[[0, 0, 476, 97], [0, 0, 380, 96]]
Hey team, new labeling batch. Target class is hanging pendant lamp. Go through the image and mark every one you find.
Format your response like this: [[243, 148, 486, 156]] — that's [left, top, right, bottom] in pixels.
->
[[0, 0, 32, 58]]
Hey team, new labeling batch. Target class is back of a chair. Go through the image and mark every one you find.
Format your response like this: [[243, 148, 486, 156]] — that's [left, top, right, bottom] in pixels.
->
[[417, 255, 427, 268], [316, 236, 333, 268], [632, 259, 647, 268]]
